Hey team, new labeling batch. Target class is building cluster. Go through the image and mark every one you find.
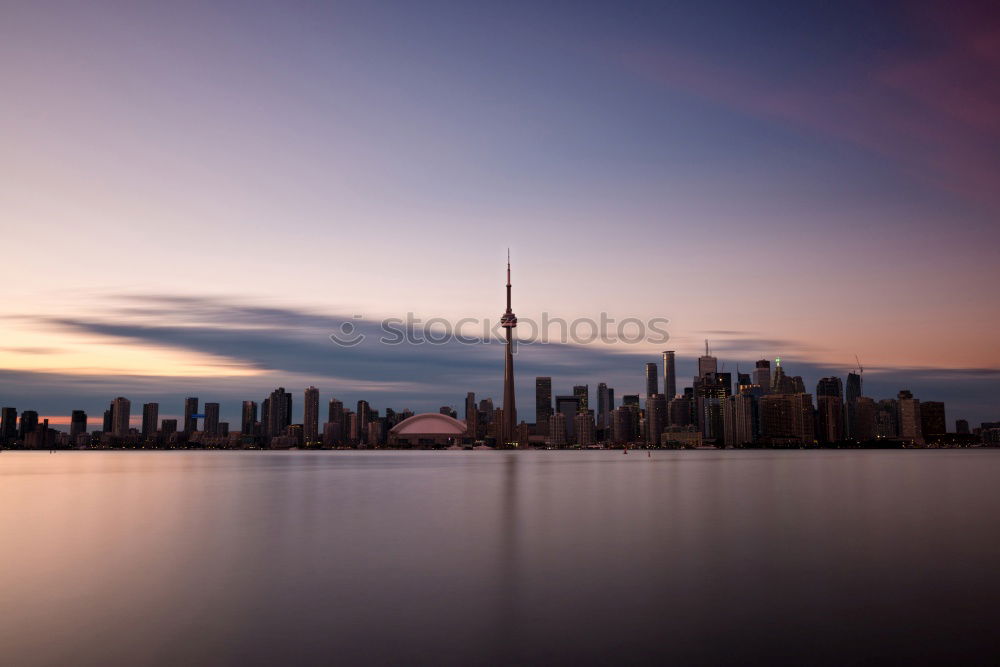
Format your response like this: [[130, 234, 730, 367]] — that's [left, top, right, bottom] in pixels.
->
[[1, 349, 996, 450]]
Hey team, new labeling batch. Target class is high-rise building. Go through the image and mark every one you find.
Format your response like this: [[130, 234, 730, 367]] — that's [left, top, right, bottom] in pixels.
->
[[875, 399, 898, 438], [102, 405, 113, 434], [846, 372, 862, 403], [328, 399, 344, 427], [956, 419, 970, 435], [241, 401, 258, 436], [464, 392, 478, 439], [500, 252, 518, 445], [698, 341, 718, 379], [752, 359, 771, 392], [357, 400, 371, 444], [816, 377, 844, 399], [920, 401, 946, 436], [141, 403, 159, 438], [662, 351, 676, 399], [1, 407, 18, 443], [19, 410, 39, 440], [70, 410, 88, 439], [556, 395, 580, 441], [852, 396, 876, 441], [267, 388, 292, 438], [611, 407, 632, 444], [817, 395, 844, 443], [535, 377, 552, 437], [644, 394, 667, 446], [573, 385, 589, 412], [112, 397, 131, 437], [722, 393, 755, 447], [304, 386, 320, 444], [668, 397, 692, 427], [547, 413, 567, 447], [759, 393, 815, 446], [161, 419, 178, 436], [644, 362, 658, 398], [203, 402, 220, 436], [184, 397, 199, 434], [897, 390, 922, 442], [596, 383, 611, 430], [575, 411, 595, 447]]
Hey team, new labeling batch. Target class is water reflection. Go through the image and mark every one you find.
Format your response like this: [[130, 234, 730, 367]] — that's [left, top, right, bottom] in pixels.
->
[[1, 451, 999, 665]]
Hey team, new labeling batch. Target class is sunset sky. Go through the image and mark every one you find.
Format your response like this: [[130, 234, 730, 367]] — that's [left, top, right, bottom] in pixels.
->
[[2, 1, 998, 424]]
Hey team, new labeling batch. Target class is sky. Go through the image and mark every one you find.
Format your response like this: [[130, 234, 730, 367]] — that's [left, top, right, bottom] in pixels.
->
[[1, 0, 999, 426]]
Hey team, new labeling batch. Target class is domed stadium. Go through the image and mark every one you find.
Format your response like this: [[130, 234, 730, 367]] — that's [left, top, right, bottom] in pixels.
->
[[388, 413, 469, 448]]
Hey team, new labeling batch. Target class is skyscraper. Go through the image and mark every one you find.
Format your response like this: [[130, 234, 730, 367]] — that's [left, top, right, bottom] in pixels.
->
[[501, 252, 517, 444], [645, 362, 658, 397], [328, 399, 344, 427], [184, 397, 199, 434], [464, 392, 478, 439], [698, 341, 718, 378], [897, 390, 922, 443], [19, 410, 39, 441], [752, 359, 771, 392], [267, 388, 291, 437], [112, 396, 131, 437], [203, 402, 220, 436], [141, 403, 159, 438], [816, 377, 844, 399], [70, 410, 88, 439], [662, 351, 676, 399], [644, 394, 667, 446], [573, 385, 589, 411], [920, 401, 946, 436], [304, 386, 319, 444], [556, 395, 580, 441], [597, 382, 611, 430], [241, 401, 258, 436], [535, 377, 552, 437]]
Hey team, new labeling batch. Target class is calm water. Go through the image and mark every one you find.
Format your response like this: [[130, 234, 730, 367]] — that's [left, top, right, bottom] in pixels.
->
[[2, 450, 999, 666]]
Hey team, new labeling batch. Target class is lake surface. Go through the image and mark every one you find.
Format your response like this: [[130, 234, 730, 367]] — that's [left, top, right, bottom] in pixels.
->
[[1, 450, 998, 665]]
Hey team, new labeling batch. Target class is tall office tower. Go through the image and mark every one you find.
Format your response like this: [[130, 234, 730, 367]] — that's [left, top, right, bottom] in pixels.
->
[[555, 395, 580, 441], [464, 392, 478, 438], [758, 393, 815, 446], [662, 351, 676, 398], [875, 399, 898, 438], [1, 407, 18, 443], [357, 400, 371, 444], [184, 397, 199, 434], [737, 372, 752, 392], [956, 419, 970, 435], [19, 410, 39, 440], [715, 372, 733, 397], [790, 376, 806, 394], [596, 383, 611, 430], [920, 401, 946, 436], [141, 403, 159, 438], [327, 399, 344, 427], [896, 391, 922, 443], [852, 397, 876, 441], [303, 386, 319, 444], [203, 402, 220, 436], [817, 396, 844, 443], [698, 340, 718, 378], [770, 359, 797, 394], [645, 363, 658, 398], [644, 394, 667, 446], [816, 377, 844, 399], [547, 412, 567, 447], [70, 410, 88, 439], [260, 397, 270, 436], [266, 388, 288, 437], [241, 401, 258, 436], [500, 252, 518, 445], [573, 385, 589, 411], [752, 359, 771, 392], [575, 412, 595, 447], [161, 419, 178, 436], [535, 377, 552, 437], [112, 397, 131, 437], [623, 394, 640, 409], [608, 388, 615, 414], [722, 393, 755, 447], [846, 372, 862, 401], [611, 407, 632, 445], [102, 405, 113, 433], [668, 397, 692, 427]]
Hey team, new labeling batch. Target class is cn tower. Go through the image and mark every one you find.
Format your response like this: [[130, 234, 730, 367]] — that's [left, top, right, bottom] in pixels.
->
[[500, 250, 517, 444]]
